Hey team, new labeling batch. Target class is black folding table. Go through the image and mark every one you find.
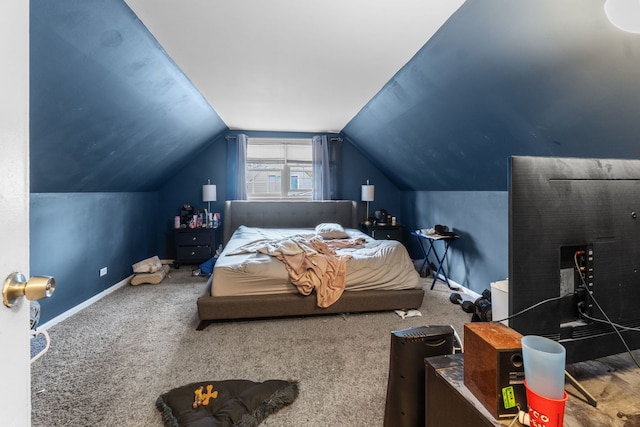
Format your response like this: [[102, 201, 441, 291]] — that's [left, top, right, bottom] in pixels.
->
[[411, 230, 458, 290]]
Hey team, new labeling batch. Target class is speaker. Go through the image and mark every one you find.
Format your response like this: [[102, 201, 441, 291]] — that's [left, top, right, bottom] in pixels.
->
[[463, 322, 527, 419], [383, 325, 454, 427]]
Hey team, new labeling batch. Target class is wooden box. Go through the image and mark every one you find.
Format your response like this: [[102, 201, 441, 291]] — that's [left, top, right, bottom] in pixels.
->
[[463, 322, 527, 419]]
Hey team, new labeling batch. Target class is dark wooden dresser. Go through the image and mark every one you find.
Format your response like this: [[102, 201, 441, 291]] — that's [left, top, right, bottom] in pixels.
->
[[173, 227, 218, 268], [361, 224, 404, 243]]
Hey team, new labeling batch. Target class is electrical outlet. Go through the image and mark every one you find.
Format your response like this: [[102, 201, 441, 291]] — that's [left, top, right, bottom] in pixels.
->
[[99, 267, 108, 277]]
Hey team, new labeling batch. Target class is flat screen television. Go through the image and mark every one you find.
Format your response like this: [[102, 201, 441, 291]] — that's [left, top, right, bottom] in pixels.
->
[[509, 156, 640, 363]]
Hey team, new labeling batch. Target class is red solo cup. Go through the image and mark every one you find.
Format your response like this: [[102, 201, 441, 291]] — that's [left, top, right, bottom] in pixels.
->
[[524, 380, 568, 427]]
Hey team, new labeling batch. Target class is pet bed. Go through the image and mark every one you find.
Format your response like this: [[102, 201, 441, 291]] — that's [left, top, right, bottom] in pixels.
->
[[156, 379, 298, 427], [131, 264, 170, 286]]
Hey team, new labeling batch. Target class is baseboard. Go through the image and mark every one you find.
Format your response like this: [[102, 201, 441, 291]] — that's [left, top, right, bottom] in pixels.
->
[[447, 277, 481, 299], [427, 273, 481, 300], [39, 274, 134, 330], [413, 257, 481, 300]]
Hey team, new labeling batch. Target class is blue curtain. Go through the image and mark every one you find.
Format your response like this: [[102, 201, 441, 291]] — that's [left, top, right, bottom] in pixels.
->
[[312, 135, 341, 200], [226, 134, 247, 200]]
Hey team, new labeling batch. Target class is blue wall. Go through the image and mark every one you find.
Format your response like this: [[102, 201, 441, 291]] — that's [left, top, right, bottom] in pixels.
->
[[30, 0, 228, 193], [343, 0, 640, 193], [30, 192, 158, 323], [402, 191, 509, 293], [27, 132, 402, 325], [28, 147, 504, 324], [156, 131, 403, 258], [340, 136, 403, 217]]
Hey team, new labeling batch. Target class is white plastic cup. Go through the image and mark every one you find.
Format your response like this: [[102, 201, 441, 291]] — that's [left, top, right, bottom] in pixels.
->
[[521, 335, 566, 400]]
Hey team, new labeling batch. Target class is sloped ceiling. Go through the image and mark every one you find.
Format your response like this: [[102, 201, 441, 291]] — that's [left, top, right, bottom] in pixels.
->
[[29, 0, 640, 193], [30, 0, 227, 192], [123, 0, 465, 133], [29, 0, 464, 193], [344, 0, 640, 190]]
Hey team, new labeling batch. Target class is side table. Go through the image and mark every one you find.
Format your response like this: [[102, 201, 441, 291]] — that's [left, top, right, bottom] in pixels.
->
[[174, 227, 219, 268], [360, 224, 404, 243], [411, 230, 458, 290]]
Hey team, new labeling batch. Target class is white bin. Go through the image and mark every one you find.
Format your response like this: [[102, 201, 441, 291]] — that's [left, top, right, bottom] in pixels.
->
[[490, 279, 509, 326]]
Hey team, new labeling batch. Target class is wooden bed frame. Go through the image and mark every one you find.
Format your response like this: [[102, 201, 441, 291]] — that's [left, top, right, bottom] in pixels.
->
[[196, 200, 425, 330]]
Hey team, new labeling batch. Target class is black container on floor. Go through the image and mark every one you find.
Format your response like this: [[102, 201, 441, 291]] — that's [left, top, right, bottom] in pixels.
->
[[383, 325, 454, 427]]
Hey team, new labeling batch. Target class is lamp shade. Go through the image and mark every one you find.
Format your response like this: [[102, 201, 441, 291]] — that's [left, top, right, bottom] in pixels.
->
[[202, 184, 217, 202], [361, 184, 375, 202]]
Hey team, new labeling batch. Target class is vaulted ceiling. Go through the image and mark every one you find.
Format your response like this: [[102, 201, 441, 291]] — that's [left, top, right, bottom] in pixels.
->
[[344, 0, 640, 190], [124, 0, 465, 133], [29, 0, 640, 193]]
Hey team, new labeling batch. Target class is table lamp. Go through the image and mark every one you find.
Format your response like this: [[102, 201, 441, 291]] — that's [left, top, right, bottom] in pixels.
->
[[202, 179, 216, 214], [361, 180, 375, 225]]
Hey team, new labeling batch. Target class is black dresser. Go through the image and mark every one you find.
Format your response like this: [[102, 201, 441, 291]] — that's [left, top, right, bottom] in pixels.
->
[[361, 224, 404, 243], [173, 227, 218, 268]]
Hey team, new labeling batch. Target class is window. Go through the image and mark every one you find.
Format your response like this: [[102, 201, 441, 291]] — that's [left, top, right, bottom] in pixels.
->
[[246, 137, 313, 200]]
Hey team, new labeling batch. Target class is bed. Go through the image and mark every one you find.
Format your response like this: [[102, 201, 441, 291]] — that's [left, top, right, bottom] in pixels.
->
[[196, 200, 424, 329]]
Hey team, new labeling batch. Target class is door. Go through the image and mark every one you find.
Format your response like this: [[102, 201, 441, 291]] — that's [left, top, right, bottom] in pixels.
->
[[0, 1, 31, 425]]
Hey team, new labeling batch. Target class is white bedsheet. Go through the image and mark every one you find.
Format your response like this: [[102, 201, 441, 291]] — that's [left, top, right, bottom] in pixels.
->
[[211, 226, 421, 297]]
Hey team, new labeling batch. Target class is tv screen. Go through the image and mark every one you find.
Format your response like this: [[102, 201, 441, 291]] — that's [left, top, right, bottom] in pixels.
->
[[509, 156, 640, 363]]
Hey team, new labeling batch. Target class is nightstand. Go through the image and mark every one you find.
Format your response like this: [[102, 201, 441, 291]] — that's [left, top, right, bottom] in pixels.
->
[[174, 227, 218, 268], [361, 224, 404, 243]]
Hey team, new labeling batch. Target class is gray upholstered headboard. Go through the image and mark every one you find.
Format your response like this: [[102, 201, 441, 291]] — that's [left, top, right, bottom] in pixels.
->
[[222, 200, 361, 246]]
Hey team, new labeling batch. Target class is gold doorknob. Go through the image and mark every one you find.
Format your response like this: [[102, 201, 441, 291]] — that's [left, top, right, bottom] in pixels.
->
[[2, 272, 55, 308]]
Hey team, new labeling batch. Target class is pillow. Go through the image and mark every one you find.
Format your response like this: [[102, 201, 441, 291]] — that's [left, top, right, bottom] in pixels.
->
[[156, 379, 298, 427], [315, 223, 349, 239]]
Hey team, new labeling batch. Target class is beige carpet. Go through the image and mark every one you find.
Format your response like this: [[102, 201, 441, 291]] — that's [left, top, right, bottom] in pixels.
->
[[31, 268, 471, 426]]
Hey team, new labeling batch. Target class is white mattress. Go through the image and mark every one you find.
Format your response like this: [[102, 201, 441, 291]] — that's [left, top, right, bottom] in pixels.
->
[[211, 226, 421, 297]]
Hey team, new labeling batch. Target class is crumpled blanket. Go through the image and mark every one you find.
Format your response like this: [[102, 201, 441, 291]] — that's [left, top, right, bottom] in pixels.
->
[[228, 235, 366, 307]]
